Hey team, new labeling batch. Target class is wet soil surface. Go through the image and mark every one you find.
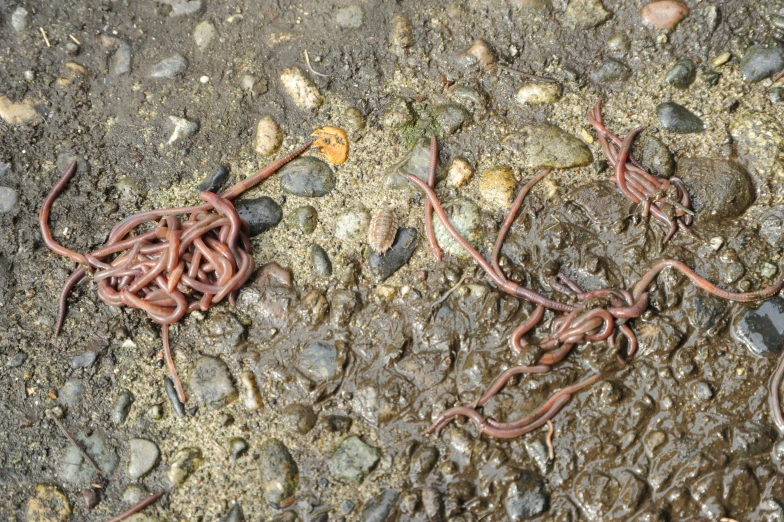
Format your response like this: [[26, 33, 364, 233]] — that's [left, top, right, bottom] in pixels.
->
[[3, 0, 784, 521]]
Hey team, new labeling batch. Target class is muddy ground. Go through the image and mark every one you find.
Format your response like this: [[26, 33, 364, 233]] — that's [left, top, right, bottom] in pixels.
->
[[3, 0, 784, 521]]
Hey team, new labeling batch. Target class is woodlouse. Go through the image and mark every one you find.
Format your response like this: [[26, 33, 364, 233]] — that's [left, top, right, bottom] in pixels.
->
[[368, 207, 399, 255]]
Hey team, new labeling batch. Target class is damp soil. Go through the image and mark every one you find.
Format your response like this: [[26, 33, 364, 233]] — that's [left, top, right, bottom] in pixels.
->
[[2, 0, 784, 521]]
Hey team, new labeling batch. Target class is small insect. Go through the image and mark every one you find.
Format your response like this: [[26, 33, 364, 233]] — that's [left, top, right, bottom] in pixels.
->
[[368, 207, 399, 255]]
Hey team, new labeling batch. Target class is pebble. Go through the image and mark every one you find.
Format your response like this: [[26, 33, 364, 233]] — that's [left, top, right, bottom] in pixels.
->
[[283, 403, 318, 434], [641, 0, 689, 30], [740, 38, 784, 82], [446, 157, 474, 187], [198, 165, 229, 192], [632, 132, 675, 178], [300, 340, 341, 380], [122, 484, 148, 505], [336, 5, 364, 29], [665, 59, 696, 88], [773, 14, 784, 31], [0, 95, 40, 124], [409, 445, 439, 481], [229, 437, 249, 459], [71, 350, 97, 368], [335, 208, 370, 243], [81, 488, 98, 510], [128, 438, 160, 479], [324, 415, 353, 433], [367, 227, 418, 281], [760, 205, 784, 248], [382, 97, 413, 129], [712, 52, 731, 67], [435, 104, 471, 135], [504, 123, 593, 169], [7, 351, 27, 367], [421, 487, 442, 519], [219, 504, 245, 522], [770, 87, 784, 105], [189, 356, 237, 407], [59, 379, 85, 407], [26, 484, 71, 522], [330, 436, 382, 485], [150, 54, 188, 78], [167, 116, 199, 145], [168, 447, 203, 487], [360, 490, 399, 522], [675, 158, 753, 222], [433, 199, 482, 259], [341, 499, 356, 514], [504, 470, 549, 520], [389, 14, 412, 52], [592, 59, 632, 84], [289, 205, 319, 234], [692, 381, 714, 401], [386, 137, 440, 190], [234, 197, 282, 236], [239, 370, 263, 411], [0, 161, 9, 176], [112, 390, 134, 425], [165, 377, 186, 415], [166, 0, 203, 16], [515, 82, 562, 105], [607, 33, 630, 53], [242, 74, 267, 95], [255, 115, 282, 157], [109, 41, 132, 76], [193, 21, 217, 50], [478, 165, 516, 210], [11, 7, 29, 33], [0, 187, 19, 213], [684, 294, 726, 330], [562, 0, 612, 29], [656, 102, 704, 133], [730, 112, 784, 204], [310, 244, 333, 277], [259, 439, 299, 507], [280, 67, 323, 111], [736, 297, 784, 355], [61, 429, 119, 484], [279, 157, 336, 197]]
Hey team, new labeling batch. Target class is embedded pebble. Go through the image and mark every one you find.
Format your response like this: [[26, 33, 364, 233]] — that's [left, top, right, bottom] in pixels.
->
[[71, 351, 97, 368], [242, 74, 267, 94], [665, 59, 697, 88], [478, 165, 516, 210], [239, 370, 263, 411], [150, 54, 188, 78], [289, 205, 319, 234], [591, 59, 631, 84], [0, 95, 40, 124], [389, 14, 412, 52], [189, 356, 237, 407], [562, 0, 612, 28], [435, 104, 471, 136], [255, 115, 282, 157], [504, 470, 549, 521], [692, 381, 714, 401], [330, 436, 381, 485], [367, 227, 418, 281], [341, 499, 356, 514], [299, 341, 341, 381], [675, 158, 753, 222], [446, 157, 474, 187], [422, 487, 442, 519], [740, 38, 784, 82], [336, 5, 364, 29], [730, 112, 784, 204], [736, 297, 784, 356], [515, 82, 562, 105], [386, 137, 440, 190], [641, 0, 689, 30], [504, 123, 593, 169], [7, 351, 27, 367], [382, 97, 413, 129], [166, 377, 186, 415], [656, 102, 704, 133], [166, 0, 203, 16], [631, 132, 675, 178], [279, 157, 336, 197], [168, 447, 203, 487], [122, 484, 148, 505], [684, 294, 726, 330], [26, 484, 71, 522], [61, 429, 118, 484], [259, 439, 299, 507], [280, 67, 323, 111], [112, 390, 134, 425], [193, 21, 217, 50], [59, 379, 85, 407], [198, 165, 229, 193], [607, 33, 630, 52], [324, 415, 353, 433], [310, 244, 333, 277], [234, 197, 282, 236], [128, 438, 160, 479], [409, 445, 439, 481], [167, 116, 199, 145], [219, 504, 245, 522], [360, 490, 399, 522], [433, 199, 482, 259], [283, 403, 318, 434], [104, 37, 132, 76], [760, 205, 784, 248], [0, 187, 19, 213], [12, 7, 30, 33], [335, 208, 370, 243], [229, 437, 249, 459]]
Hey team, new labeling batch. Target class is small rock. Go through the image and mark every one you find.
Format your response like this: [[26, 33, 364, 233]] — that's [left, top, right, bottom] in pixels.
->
[[367, 227, 418, 281], [761, 262, 778, 279], [11, 8, 30, 33], [165, 0, 203, 16], [341, 499, 356, 514], [165, 377, 186, 415], [335, 208, 370, 243], [234, 197, 282, 236], [26, 484, 71, 522], [435, 104, 471, 136], [684, 294, 726, 330], [128, 438, 160, 479], [446, 157, 474, 187], [730, 112, 784, 204], [433, 199, 482, 260], [168, 447, 203, 487], [656, 102, 704, 134], [279, 157, 336, 197], [422, 487, 442, 519], [336, 5, 364, 29], [59, 379, 84, 407], [61, 429, 119, 484], [641, 0, 689, 30], [665, 59, 697, 88], [259, 439, 299, 507], [310, 244, 333, 277], [0, 187, 19, 213], [324, 415, 353, 433], [299, 341, 342, 381], [760, 205, 784, 248], [591, 59, 632, 83], [219, 504, 245, 522], [198, 165, 229, 193], [7, 351, 27, 367], [112, 390, 134, 425], [479, 166, 516, 210], [149, 54, 188, 79], [770, 87, 784, 105], [193, 21, 217, 50], [0, 95, 40, 124], [71, 351, 97, 368], [189, 356, 237, 407], [631, 132, 675, 178], [0, 162, 10, 176], [505, 470, 549, 520], [283, 403, 318, 434], [167, 116, 199, 145], [736, 297, 784, 356], [712, 52, 732, 67], [409, 445, 439, 481], [289, 205, 318, 234], [643, 431, 667, 457], [122, 485, 148, 505], [239, 370, 263, 411], [330, 436, 382, 485], [255, 115, 282, 157], [241, 74, 267, 94], [386, 137, 441, 190], [504, 123, 593, 169], [229, 437, 249, 459], [515, 82, 562, 105], [108, 41, 132, 76], [675, 158, 753, 221], [562, 0, 612, 29], [740, 38, 784, 83], [81, 488, 98, 510], [280, 67, 323, 111], [382, 97, 413, 129], [389, 14, 412, 52], [692, 381, 714, 401], [360, 490, 399, 522]]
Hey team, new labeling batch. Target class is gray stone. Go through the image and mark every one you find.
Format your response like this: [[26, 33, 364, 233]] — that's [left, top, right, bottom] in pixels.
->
[[504, 123, 593, 169], [7, 351, 27, 367], [234, 197, 282, 236], [435, 104, 471, 135], [229, 437, 248, 459], [128, 438, 160, 479], [219, 504, 245, 522], [360, 490, 399, 522], [736, 297, 784, 356], [692, 381, 714, 401], [562, 0, 612, 29], [259, 439, 299, 507], [409, 445, 439, 481], [385, 137, 442, 190], [631, 132, 675, 179], [433, 199, 482, 260], [110, 42, 132, 76], [665, 59, 697, 88], [656, 102, 705, 134], [122, 484, 148, 504], [740, 38, 784, 82], [684, 294, 726, 331], [288, 205, 318, 234], [279, 157, 336, 197], [334, 208, 368, 242], [760, 205, 784, 248], [166, 0, 203, 16], [283, 403, 318, 435], [11, 7, 29, 33], [189, 356, 237, 407], [591, 59, 631, 83], [0, 187, 19, 213], [367, 227, 418, 281], [193, 21, 217, 49], [165, 377, 185, 415], [310, 244, 332, 277], [167, 116, 199, 145], [168, 447, 203, 487], [198, 165, 229, 193], [299, 341, 341, 381], [0, 162, 10, 176], [341, 499, 355, 514], [150, 54, 188, 78], [61, 429, 119, 484], [71, 351, 97, 368], [59, 379, 85, 407], [607, 33, 630, 52], [675, 158, 754, 222], [336, 5, 364, 29], [112, 390, 134, 425], [329, 435, 382, 485], [203, 311, 245, 349], [504, 470, 549, 520]]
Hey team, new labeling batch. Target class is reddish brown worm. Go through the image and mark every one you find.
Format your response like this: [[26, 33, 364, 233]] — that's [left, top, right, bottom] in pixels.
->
[[105, 492, 164, 522], [424, 135, 443, 262]]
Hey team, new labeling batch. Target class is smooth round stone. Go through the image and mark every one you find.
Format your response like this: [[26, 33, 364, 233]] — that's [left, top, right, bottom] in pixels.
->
[[435, 104, 471, 135], [128, 438, 160, 479], [433, 199, 482, 260], [234, 196, 282, 236], [329, 436, 381, 485], [656, 102, 704, 133], [0, 187, 19, 213], [665, 59, 697, 89], [336, 5, 364, 28], [189, 356, 237, 407], [334, 208, 369, 242], [112, 390, 134, 425], [193, 21, 217, 50], [736, 297, 784, 356], [607, 33, 631, 52], [255, 115, 282, 156], [165, 377, 185, 415], [198, 165, 229, 192], [122, 484, 148, 504], [515, 82, 562, 105], [641, 0, 689, 30], [259, 439, 299, 507], [168, 447, 203, 487], [149, 54, 188, 78], [310, 244, 332, 277], [591, 59, 631, 83], [283, 403, 318, 434], [740, 38, 784, 82], [367, 227, 418, 282], [280, 66, 323, 111], [478, 166, 516, 209], [299, 341, 341, 381], [279, 157, 336, 197], [504, 123, 593, 169], [675, 158, 753, 221], [289, 205, 319, 234]]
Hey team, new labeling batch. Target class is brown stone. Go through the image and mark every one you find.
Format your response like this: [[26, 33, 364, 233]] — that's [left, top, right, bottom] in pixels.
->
[[641, 0, 689, 30]]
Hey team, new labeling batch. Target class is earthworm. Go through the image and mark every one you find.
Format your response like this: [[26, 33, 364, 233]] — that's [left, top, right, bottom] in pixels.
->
[[474, 364, 552, 408], [424, 135, 442, 262], [510, 304, 545, 354], [545, 420, 555, 460]]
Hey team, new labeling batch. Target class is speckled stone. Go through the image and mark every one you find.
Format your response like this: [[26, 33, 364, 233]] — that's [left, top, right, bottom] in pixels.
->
[[656, 102, 704, 134], [675, 158, 754, 222], [280, 67, 323, 111], [505, 470, 549, 520], [740, 38, 784, 82], [279, 157, 336, 197], [504, 123, 593, 169], [760, 205, 784, 248], [631, 132, 675, 179], [329, 435, 382, 485], [435, 104, 471, 135], [478, 166, 517, 209], [255, 115, 282, 156], [168, 447, 203, 487], [382, 97, 413, 129], [234, 197, 282, 236], [730, 111, 784, 204], [336, 5, 364, 29], [446, 157, 474, 187], [737, 297, 784, 356], [562, 0, 612, 29], [641, 0, 689, 30], [515, 83, 562, 105], [299, 340, 342, 381], [334, 208, 370, 243], [189, 356, 237, 407], [149, 54, 188, 78], [193, 20, 217, 50], [259, 439, 299, 507], [11, 7, 30, 33], [310, 244, 332, 277], [289, 205, 319, 234], [25, 484, 71, 522]]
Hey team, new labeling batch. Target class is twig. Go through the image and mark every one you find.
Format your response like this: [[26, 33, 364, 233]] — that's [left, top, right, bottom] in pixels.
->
[[496, 64, 558, 84], [40, 27, 51, 48], [545, 420, 555, 460], [69, 34, 81, 45], [48, 413, 104, 475], [105, 492, 164, 522], [304, 50, 329, 78]]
